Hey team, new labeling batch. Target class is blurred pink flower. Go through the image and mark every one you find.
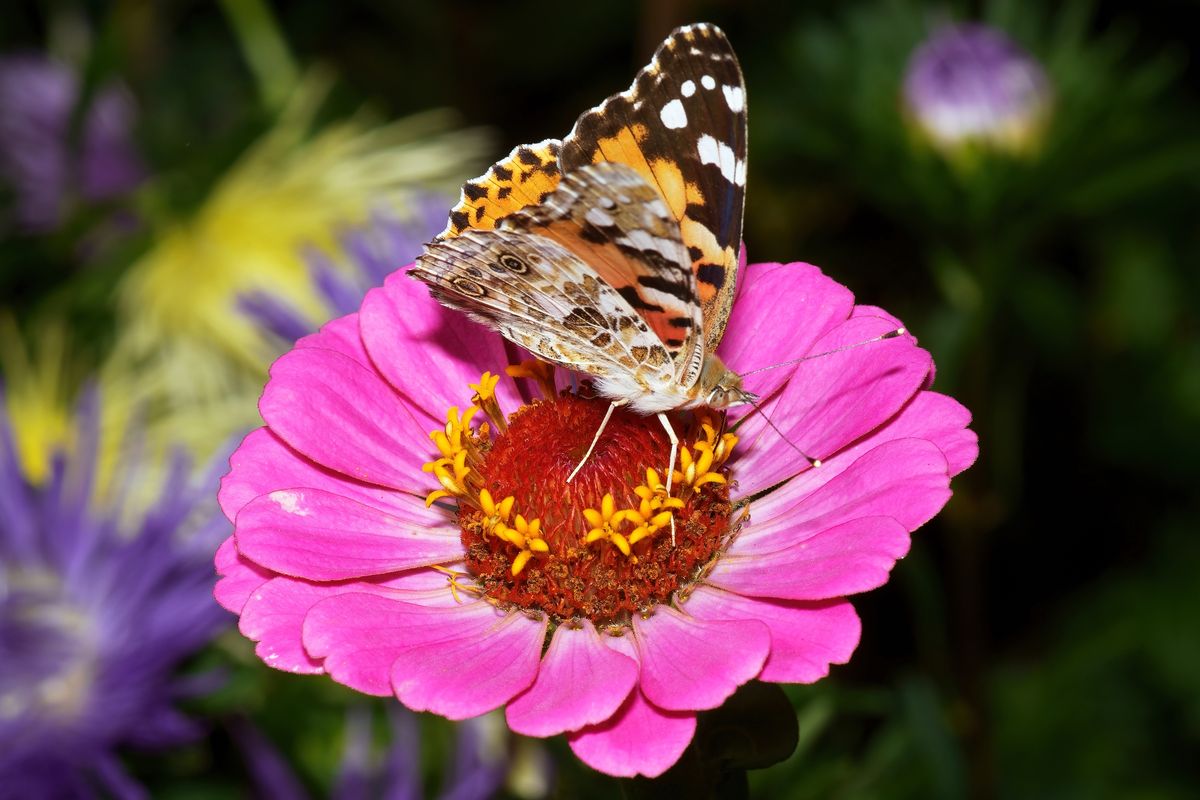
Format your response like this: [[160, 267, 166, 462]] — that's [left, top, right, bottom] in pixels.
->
[[214, 258, 976, 778]]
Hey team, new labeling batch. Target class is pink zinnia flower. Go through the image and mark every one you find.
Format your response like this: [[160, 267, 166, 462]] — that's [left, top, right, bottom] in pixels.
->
[[214, 258, 976, 778]]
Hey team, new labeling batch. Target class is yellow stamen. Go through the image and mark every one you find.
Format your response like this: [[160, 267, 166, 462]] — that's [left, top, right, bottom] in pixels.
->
[[635, 470, 685, 513], [470, 371, 507, 432], [693, 415, 738, 468], [673, 438, 732, 491], [583, 493, 639, 558], [497, 514, 549, 575], [712, 432, 738, 464], [505, 359, 557, 398], [428, 405, 481, 466], [618, 470, 685, 547], [477, 488, 515, 538], [430, 565, 482, 603], [423, 450, 472, 501], [469, 371, 500, 401], [512, 550, 533, 576]]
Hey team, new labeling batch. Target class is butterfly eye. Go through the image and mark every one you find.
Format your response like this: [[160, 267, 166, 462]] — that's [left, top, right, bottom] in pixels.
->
[[451, 277, 486, 297], [497, 253, 529, 274]]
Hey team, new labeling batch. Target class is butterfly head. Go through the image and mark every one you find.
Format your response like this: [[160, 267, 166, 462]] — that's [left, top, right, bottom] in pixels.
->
[[695, 353, 756, 409]]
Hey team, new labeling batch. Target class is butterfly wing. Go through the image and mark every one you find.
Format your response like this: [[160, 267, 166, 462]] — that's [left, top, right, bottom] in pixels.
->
[[411, 229, 678, 398], [501, 162, 706, 389], [558, 23, 746, 351], [439, 139, 563, 238], [438, 24, 747, 352]]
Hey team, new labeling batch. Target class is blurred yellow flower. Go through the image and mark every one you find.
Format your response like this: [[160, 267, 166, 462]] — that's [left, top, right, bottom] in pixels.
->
[[110, 74, 488, 454], [0, 316, 72, 483], [0, 319, 151, 510]]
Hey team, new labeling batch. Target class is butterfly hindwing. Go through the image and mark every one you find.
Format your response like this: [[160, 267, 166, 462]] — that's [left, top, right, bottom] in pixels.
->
[[558, 23, 747, 351], [501, 162, 705, 387], [412, 229, 677, 395]]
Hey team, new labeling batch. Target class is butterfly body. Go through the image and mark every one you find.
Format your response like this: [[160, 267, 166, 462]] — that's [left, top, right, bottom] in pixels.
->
[[413, 23, 750, 424]]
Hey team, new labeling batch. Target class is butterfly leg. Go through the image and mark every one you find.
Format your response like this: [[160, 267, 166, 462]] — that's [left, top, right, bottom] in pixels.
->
[[656, 412, 679, 546], [566, 400, 627, 484]]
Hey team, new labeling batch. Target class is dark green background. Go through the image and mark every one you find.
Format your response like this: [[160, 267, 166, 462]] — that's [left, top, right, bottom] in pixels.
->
[[3, 1, 1198, 797]]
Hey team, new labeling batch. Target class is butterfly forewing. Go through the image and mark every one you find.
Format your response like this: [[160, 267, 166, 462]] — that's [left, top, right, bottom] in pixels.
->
[[558, 23, 746, 351]]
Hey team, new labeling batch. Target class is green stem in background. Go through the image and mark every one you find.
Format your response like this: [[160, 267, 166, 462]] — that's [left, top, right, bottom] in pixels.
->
[[218, 0, 299, 113], [923, 239, 1031, 800]]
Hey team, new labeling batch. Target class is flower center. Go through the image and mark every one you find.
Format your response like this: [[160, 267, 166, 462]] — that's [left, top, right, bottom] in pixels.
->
[[422, 363, 738, 627]]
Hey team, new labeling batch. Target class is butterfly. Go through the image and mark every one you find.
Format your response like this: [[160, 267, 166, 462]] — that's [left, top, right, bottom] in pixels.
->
[[411, 23, 751, 500]]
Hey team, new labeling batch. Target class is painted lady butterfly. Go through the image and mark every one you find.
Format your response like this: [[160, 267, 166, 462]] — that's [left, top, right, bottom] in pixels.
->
[[411, 23, 751, 500]]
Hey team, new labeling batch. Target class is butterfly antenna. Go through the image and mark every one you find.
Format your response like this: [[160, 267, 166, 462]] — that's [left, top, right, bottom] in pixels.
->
[[743, 393, 821, 469], [739, 327, 906, 378]]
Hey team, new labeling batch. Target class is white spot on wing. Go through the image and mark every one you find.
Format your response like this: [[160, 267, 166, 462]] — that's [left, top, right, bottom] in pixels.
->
[[722, 85, 745, 112], [697, 134, 744, 185], [681, 80, 696, 97], [659, 99, 688, 129], [585, 207, 614, 227], [701, 75, 716, 90]]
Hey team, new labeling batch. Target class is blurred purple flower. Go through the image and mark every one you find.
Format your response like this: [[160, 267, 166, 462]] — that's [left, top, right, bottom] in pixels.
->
[[238, 705, 511, 800], [0, 54, 145, 232], [0, 385, 229, 797], [238, 198, 449, 344], [903, 23, 1051, 154]]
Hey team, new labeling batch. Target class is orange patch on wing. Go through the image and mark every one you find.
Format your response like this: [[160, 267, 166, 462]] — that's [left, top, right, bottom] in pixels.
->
[[442, 140, 562, 238], [536, 221, 694, 356], [680, 217, 728, 304], [592, 126, 656, 185], [646, 158, 705, 221]]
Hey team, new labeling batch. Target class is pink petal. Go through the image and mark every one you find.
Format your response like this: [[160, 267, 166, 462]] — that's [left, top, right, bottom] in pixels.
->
[[259, 346, 432, 491], [213, 534, 271, 614], [219, 428, 421, 524], [295, 312, 370, 367], [685, 587, 861, 683], [359, 270, 522, 425], [733, 315, 932, 498], [834, 390, 978, 478], [854, 304, 936, 387], [733, 438, 951, 555], [506, 620, 639, 738], [387, 601, 547, 720], [719, 262, 855, 403], [238, 573, 458, 695], [238, 577, 329, 675], [632, 606, 769, 712], [302, 590, 458, 696], [708, 516, 911, 600], [567, 689, 696, 778], [235, 488, 463, 580]]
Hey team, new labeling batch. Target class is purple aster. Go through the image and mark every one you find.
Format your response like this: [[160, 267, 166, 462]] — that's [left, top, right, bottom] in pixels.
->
[[903, 23, 1051, 153], [237, 198, 450, 344], [0, 384, 229, 797], [236, 705, 513, 800], [0, 54, 145, 232]]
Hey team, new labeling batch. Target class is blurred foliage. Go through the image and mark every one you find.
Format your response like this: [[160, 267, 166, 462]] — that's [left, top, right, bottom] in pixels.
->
[[2, 0, 1199, 797]]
